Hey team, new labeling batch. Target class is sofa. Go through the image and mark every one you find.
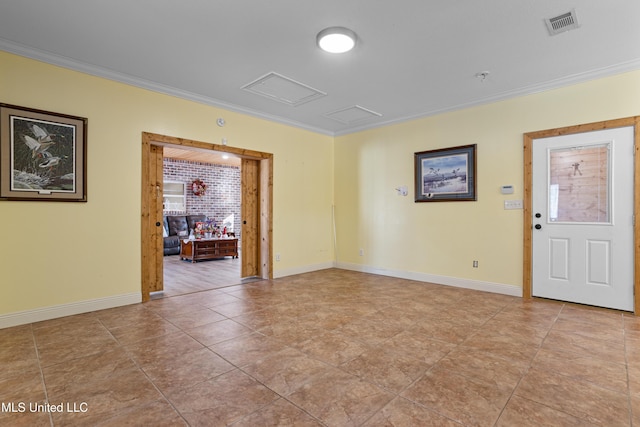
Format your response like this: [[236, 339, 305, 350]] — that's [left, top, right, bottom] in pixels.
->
[[163, 214, 207, 255]]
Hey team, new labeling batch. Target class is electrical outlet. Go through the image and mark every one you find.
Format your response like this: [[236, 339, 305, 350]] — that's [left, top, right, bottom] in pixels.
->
[[359, 249, 364, 256], [275, 253, 281, 261], [473, 260, 479, 268]]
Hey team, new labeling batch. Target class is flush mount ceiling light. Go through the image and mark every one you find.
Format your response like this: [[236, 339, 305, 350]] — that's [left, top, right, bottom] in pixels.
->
[[317, 27, 357, 53]]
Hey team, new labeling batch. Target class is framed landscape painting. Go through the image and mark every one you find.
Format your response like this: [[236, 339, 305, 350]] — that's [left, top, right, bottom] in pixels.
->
[[414, 144, 476, 202], [0, 104, 87, 201]]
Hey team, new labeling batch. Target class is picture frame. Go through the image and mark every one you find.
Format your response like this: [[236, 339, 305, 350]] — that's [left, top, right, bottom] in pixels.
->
[[0, 103, 87, 202], [414, 144, 476, 202]]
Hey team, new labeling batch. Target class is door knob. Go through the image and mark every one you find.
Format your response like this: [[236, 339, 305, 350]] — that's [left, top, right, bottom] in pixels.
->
[[534, 224, 542, 230], [535, 213, 541, 218]]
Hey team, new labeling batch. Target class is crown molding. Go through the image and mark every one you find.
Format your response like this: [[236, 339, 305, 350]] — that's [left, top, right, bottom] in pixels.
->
[[335, 58, 640, 136], [0, 39, 334, 136], [2, 38, 639, 138]]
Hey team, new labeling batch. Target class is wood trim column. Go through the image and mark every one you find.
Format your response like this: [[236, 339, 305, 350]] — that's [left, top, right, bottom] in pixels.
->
[[241, 158, 260, 278]]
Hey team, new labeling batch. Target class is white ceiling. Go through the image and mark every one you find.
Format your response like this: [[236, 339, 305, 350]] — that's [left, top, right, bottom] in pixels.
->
[[1, 1, 639, 136]]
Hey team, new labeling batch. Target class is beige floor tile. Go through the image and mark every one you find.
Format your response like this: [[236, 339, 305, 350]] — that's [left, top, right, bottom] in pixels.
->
[[31, 312, 96, 331], [542, 328, 626, 364], [208, 332, 288, 367], [231, 308, 297, 331], [297, 330, 370, 366], [122, 331, 205, 366], [386, 330, 456, 365], [197, 292, 244, 308], [232, 397, 323, 426], [0, 338, 39, 374], [32, 316, 108, 347], [48, 368, 164, 426], [558, 304, 624, 329], [94, 304, 158, 330], [93, 399, 187, 426], [141, 347, 235, 395], [631, 393, 640, 426], [552, 317, 625, 344], [0, 410, 51, 427], [42, 347, 138, 395], [210, 299, 268, 317], [163, 308, 227, 329], [184, 318, 253, 346], [242, 347, 331, 396], [460, 329, 541, 366], [287, 367, 394, 426], [36, 332, 120, 367], [0, 368, 46, 403], [2, 267, 638, 426], [514, 367, 630, 426], [401, 366, 513, 426], [497, 395, 597, 427], [337, 317, 405, 347], [108, 316, 181, 346], [409, 316, 479, 344], [435, 347, 528, 389], [626, 364, 640, 396], [341, 346, 431, 393], [363, 396, 464, 426], [257, 315, 333, 346], [168, 369, 279, 426], [145, 297, 208, 318], [532, 346, 628, 393]]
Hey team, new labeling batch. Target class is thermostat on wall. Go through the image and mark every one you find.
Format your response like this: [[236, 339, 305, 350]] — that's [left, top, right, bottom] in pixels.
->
[[500, 185, 514, 194]]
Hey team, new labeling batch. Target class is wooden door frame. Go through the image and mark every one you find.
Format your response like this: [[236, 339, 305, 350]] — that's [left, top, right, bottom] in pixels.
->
[[523, 116, 640, 313], [141, 132, 273, 302]]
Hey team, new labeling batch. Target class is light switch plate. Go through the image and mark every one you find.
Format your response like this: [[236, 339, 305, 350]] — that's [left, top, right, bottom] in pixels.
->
[[504, 200, 523, 210]]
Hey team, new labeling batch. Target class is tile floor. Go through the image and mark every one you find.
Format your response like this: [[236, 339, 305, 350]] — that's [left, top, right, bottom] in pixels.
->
[[2, 268, 640, 426]]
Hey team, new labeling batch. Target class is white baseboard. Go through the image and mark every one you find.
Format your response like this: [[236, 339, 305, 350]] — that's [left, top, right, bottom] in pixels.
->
[[0, 293, 141, 329], [336, 262, 522, 297], [273, 261, 335, 279], [1, 265, 520, 329]]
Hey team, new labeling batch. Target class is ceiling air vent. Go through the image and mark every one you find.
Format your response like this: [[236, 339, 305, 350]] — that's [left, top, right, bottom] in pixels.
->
[[545, 9, 579, 36]]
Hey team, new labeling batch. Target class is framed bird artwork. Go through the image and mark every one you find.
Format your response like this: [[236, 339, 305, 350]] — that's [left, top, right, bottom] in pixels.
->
[[414, 144, 477, 202], [0, 103, 87, 201]]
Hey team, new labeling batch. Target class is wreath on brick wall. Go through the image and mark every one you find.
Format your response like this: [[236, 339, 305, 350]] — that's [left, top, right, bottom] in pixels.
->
[[191, 178, 207, 197]]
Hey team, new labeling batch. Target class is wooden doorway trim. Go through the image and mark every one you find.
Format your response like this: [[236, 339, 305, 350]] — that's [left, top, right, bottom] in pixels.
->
[[523, 116, 640, 313], [141, 132, 273, 302]]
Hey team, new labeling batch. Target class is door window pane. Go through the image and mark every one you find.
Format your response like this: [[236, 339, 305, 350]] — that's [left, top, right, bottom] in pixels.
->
[[548, 144, 610, 223]]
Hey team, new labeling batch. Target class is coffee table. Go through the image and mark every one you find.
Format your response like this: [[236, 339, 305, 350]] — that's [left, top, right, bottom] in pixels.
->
[[180, 238, 239, 263]]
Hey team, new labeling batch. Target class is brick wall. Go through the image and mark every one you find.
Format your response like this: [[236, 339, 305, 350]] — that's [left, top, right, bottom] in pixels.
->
[[163, 158, 241, 236]]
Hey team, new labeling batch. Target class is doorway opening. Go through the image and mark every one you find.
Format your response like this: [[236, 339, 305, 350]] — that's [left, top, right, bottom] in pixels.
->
[[141, 132, 273, 302], [522, 116, 640, 313], [161, 149, 242, 297]]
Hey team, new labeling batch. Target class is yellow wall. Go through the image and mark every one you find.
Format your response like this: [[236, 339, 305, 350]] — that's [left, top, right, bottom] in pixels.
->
[[1, 49, 639, 321], [334, 70, 640, 290], [0, 51, 334, 316]]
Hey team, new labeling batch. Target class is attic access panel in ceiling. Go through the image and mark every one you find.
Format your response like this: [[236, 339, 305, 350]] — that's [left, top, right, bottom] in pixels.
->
[[325, 105, 382, 124], [242, 72, 327, 106]]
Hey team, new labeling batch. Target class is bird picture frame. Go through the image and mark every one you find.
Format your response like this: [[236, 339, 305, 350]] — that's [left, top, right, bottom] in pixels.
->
[[0, 103, 87, 201], [414, 144, 477, 202]]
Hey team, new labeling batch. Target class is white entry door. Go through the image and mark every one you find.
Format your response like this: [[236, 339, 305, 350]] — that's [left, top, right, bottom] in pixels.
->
[[532, 126, 635, 311]]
